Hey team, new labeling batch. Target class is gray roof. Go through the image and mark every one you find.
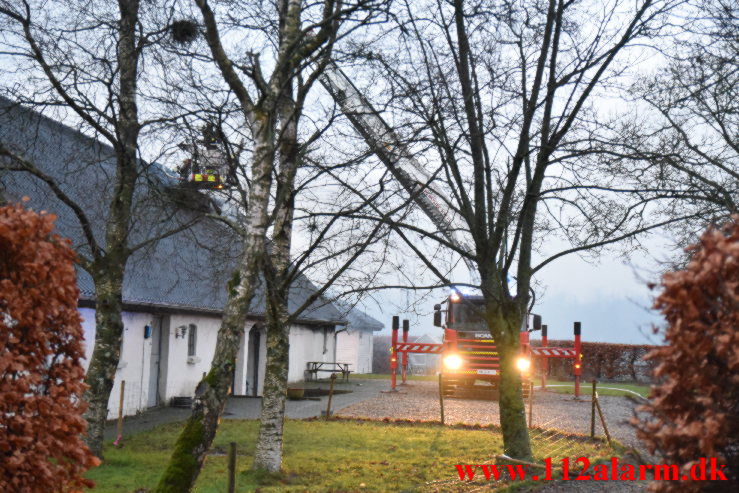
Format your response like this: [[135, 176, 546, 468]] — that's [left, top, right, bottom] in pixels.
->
[[0, 96, 342, 325], [331, 299, 384, 332]]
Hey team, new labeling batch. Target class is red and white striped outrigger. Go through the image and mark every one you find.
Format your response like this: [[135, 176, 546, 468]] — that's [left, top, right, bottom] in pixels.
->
[[389, 318, 585, 397], [530, 322, 583, 396], [388, 317, 443, 391], [394, 343, 444, 353], [531, 347, 577, 357]]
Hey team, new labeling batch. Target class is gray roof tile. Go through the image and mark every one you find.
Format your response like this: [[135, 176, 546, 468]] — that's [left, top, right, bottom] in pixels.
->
[[0, 96, 341, 325]]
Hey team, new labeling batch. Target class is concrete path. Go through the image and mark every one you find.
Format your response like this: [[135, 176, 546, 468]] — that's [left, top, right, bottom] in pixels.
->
[[104, 378, 389, 440]]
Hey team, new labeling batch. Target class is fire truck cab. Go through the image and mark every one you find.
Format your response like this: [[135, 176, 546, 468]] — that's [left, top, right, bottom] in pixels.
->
[[433, 289, 541, 398]]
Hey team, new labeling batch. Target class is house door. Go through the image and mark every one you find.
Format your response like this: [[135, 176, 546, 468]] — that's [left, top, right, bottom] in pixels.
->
[[147, 316, 162, 407], [246, 326, 261, 396]]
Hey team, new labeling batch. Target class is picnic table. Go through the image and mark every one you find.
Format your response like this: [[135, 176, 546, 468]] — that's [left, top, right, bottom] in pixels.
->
[[306, 362, 352, 382]]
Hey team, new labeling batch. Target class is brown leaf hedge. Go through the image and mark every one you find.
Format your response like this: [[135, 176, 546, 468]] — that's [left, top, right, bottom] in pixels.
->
[[533, 340, 660, 382], [0, 203, 99, 492], [636, 216, 738, 492]]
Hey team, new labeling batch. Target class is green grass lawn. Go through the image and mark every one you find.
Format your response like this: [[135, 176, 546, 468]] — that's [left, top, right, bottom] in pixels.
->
[[86, 419, 613, 492], [542, 380, 650, 398]]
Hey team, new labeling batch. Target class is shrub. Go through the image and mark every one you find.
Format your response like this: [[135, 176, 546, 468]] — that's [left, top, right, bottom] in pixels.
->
[[635, 216, 738, 492], [0, 202, 100, 492]]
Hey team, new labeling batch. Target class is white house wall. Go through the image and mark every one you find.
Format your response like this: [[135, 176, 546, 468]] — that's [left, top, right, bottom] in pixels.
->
[[335, 330, 358, 370], [80, 308, 160, 419], [242, 323, 267, 396], [162, 314, 221, 399], [358, 330, 373, 373], [287, 324, 336, 383], [79, 308, 337, 418], [335, 329, 374, 374]]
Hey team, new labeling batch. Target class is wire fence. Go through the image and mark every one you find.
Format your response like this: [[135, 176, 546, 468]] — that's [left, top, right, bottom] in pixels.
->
[[108, 380, 145, 421], [416, 378, 631, 491]]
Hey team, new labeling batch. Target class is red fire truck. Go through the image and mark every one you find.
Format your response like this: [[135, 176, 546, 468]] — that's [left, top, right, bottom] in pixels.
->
[[433, 290, 540, 397]]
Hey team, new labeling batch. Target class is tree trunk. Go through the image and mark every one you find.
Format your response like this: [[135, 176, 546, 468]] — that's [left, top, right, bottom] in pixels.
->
[[82, 151, 138, 459], [487, 298, 533, 461], [498, 341, 532, 460], [154, 119, 275, 493], [82, 267, 125, 457], [251, 292, 290, 472], [252, 75, 299, 472], [82, 0, 141, 458]]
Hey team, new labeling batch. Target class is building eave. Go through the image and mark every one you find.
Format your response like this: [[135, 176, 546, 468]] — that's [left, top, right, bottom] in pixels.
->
[[78, 297, 344, 328]]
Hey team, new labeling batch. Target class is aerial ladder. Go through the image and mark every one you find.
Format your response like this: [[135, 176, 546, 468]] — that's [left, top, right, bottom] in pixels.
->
[[319, 61, 582, 397]]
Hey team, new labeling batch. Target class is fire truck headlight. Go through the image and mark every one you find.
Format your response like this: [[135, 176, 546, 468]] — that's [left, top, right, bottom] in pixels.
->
[[516, 357, 531, 372], [443, 354, 462, 370]]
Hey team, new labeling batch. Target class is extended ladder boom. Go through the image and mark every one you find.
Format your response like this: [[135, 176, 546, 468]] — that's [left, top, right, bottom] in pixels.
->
[[320, 62, 478, 276]]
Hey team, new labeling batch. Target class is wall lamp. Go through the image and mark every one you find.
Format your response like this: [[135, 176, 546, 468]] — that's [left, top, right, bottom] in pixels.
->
[[175, 325, 188, 339]]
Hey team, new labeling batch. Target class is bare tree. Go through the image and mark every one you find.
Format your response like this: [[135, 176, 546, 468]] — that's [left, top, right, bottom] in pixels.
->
[[153, 0, 390, 488], [0, 0, 192, 457], [595, 0, 737, 260], [325, 0, 686, 459]]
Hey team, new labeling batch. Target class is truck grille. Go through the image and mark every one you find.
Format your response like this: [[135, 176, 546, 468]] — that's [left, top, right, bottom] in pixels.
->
[[456, 331, 499, 371]]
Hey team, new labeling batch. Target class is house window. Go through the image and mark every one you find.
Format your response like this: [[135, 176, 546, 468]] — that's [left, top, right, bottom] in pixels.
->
[[187, 324, 197, 356]]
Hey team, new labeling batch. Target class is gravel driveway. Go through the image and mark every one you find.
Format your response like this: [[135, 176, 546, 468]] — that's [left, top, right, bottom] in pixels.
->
[[337, 381, 653, 492], [338, 381, 644, 449]]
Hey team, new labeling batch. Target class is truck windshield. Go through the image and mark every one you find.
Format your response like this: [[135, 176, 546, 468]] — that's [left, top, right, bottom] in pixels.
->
[[449, 301, 487, 331]]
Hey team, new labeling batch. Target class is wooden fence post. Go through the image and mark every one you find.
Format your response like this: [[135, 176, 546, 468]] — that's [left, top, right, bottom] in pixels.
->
[[325, 373, 337, 419], [591, 380, 597, 438], [228, 441, 236, 493], [114, 380, 125, 447], [593, 392, 612, 446], [528, 381, 534, 428], [438, 373, 445, 425]]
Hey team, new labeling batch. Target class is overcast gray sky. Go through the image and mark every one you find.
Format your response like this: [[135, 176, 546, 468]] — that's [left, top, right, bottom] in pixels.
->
[[363, 230, 677, 346]]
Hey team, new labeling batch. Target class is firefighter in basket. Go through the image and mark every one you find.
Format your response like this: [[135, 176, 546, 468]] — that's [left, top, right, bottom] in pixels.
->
[[177, 123, 228, 189]]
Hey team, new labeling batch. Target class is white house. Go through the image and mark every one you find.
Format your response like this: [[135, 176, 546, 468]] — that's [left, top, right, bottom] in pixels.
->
[[0, 96, 346, 419], [334, 302, 384, 374], [78, 307, 340, 418]]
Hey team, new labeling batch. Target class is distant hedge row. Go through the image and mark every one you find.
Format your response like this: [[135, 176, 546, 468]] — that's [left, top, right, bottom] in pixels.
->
[[372, 335, 393, 374], [531, 340, 660, 382]]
